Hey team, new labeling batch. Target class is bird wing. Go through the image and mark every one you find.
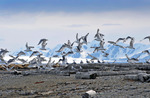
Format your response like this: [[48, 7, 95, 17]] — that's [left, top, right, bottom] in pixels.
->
[[76, 33, 79, 40], [67, 40, 71, 45], [116, 38, 125, 43], [129, 40, 134, 48], [108, 41, 115, 44], [38, 39, 43, 45], [26, 42, 28, 48], [88, 53, 97, 59], [144, 36, 150, 42], [125, 54, 130, 60]]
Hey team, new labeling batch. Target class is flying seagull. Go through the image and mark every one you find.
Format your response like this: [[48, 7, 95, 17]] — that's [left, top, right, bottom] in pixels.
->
[[75, 42, 83, 53], [140, 36, 150, 42], [16, 51, 26, 58], [88, 53, 99, 61], [108, 41, 125, 48], [38, 38, 48, 50], [25, 42, 34, 52], [74, 33, 81, 44], [116, 38, 126, 43], [142, 50, 150, 55], [125, 54, 139, 64], [30, 51, 41, 58], [80, 33, 89, 45], [125, 36, 135, 49], [56, 40, 74, 52], [94, 29, 104, 42], [0, 48, 9, 58], [101, 51, 109, 57]]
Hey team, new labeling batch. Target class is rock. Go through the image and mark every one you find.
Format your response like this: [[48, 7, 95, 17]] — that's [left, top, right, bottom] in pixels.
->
[[97, 70, 146, 76], [39, 91, 53, 95], [19, 90, 36, 95], [82, 90, 97, 98], [125, 73, 150, 82], [13, 70, 22, 75], [138, 73, 150, 82], [138, 73, 147, 82], [124, 75, 139, 81], [75, 72, 97, 79]]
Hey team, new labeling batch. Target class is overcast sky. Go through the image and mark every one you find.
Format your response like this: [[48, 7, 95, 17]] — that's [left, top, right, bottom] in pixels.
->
[[0, 0, 150, 52]]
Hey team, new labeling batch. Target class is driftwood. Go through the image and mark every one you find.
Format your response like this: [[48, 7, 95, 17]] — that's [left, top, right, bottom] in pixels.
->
[[125, 73, 150, 82], [75, 72, 97, 79], [124, 75, 139, 81], [95, 70, 146, 76]]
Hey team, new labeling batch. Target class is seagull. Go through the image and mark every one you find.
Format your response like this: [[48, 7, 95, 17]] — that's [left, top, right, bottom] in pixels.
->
[[72, 60, 77, 64], [86, 59, 90, 64], [74, 33, 81, 44], [36, 54, 46, 64], [101, 51, 109, 57], [17, 58, 27, 64], [99, 41, 106, 50], [108, 41, 125, 48], [91, 60, 94, 63], [80, 33, 89, 45], [108, 41, 117, 45], [40, 41, 47, 50], [38, 38, 48, 45], [90, 47, 101, 53], [71, 65, 77, 70], [142, 50, 150, 55], [94, 29, 104, 42], [56, 40, 74, 52], [38, 38, 48, 50], [0, 48, 9, 58], [29, 58, 37, 65], [125, 36, 135, 49], [112, 60, 116, 63], [115, 44, 125, 48], [16, 51, 26, 58], [102, 60, 105, 63], [64, 51, 74, 56], [7, 55, 18, 64], [28, 58, 38, 68], [90, 41, 106, 53], [75, 42, 83, 53], [58, 55, 66, 64], [25, 42, 34, 52], [116, 38, 126, 43], [88, 53, 99, 61], [30, 51, 41, 58], [0, 56, 7, 64], [45, 57, 53, 67], [140, 36, 150, 42], [65, 40, 74, 49], [97, 60, 101, 63], [53, 55, 59, 57], [56, 44, 66, 52], [79, 65, 83, 70], [145, 59, 150, 64], [80, 60, 84, 64], [125, 54, 139, 64]]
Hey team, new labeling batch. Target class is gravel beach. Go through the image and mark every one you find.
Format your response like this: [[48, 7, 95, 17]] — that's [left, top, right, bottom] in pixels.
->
[[1, 69, 150, 98]]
